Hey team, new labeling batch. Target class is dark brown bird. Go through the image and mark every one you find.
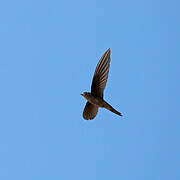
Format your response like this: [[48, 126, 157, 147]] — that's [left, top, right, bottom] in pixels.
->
[[81, 48, 122, 120]]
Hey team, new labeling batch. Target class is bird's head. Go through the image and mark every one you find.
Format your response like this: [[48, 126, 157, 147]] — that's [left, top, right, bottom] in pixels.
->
[[81, 92, 91, 99], [81, 92, 87, 97]]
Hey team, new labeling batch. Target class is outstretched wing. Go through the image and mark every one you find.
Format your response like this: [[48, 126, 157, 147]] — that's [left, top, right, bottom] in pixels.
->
[[83, 102, 98, 120], [91, 48, 111, 98]]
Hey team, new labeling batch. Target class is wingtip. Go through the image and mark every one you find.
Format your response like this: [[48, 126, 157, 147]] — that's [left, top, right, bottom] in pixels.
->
[[107, 48, 111, 53]]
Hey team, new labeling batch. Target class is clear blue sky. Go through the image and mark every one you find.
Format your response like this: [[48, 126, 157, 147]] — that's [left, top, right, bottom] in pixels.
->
[[0, 0, 180, 179]]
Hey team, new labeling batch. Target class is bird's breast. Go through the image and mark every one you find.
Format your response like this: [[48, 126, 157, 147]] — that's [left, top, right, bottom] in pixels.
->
[[85, 94, 104, 107]]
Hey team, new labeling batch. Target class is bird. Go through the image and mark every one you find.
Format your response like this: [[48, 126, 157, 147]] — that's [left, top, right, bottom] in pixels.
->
[[81, 48, 122, 120]]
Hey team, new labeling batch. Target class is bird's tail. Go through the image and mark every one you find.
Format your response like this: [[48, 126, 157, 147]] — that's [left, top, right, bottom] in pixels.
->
[[104, 102, 122, 116]]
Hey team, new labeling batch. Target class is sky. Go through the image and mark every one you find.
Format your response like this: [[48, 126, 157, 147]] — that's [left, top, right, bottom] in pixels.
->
[[0, 0, 180, 179]]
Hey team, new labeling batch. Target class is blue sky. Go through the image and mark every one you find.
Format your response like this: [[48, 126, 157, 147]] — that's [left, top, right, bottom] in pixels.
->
[[0, 0, 180, 179]]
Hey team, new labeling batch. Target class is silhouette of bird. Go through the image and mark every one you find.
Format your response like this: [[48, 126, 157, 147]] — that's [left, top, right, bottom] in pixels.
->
[[81, 48, 122, 120]]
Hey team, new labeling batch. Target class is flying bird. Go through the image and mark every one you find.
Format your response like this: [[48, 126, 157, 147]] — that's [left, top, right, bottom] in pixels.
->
[[81, 48, 122, 120]]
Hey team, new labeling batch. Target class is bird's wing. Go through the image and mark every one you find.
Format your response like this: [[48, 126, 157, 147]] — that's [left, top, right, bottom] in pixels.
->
[[83, 102, 98, 120], [91, 48, 111, 98]]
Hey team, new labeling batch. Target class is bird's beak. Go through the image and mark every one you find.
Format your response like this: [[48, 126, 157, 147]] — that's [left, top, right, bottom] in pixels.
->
[[81, 93, 83, 96]]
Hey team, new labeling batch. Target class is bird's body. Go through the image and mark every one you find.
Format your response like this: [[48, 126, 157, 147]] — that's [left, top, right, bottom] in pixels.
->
[[81, 48, 122, 120], [81, 92, 104, 107], [81, 92, 122, 118]]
